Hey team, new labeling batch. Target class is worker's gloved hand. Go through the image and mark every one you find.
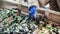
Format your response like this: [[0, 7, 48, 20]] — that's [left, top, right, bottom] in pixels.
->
[[29, 5, 37, 20]]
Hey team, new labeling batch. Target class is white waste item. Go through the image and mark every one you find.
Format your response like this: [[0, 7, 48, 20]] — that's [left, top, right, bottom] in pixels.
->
[[33, 29, 39, 34]]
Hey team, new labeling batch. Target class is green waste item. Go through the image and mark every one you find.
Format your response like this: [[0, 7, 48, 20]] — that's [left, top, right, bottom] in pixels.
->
[[9, 27, 14, 32], [41, 32, 44, 34], [46, 27, 53, 31], [38, 26, 42, 30]]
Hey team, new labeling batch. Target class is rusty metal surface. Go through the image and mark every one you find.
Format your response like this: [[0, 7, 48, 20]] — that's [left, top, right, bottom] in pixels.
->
[[47, 13, 60, 25]]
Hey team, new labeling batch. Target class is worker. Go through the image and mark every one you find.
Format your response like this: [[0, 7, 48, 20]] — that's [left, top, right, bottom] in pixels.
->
[[29, 5, 38, 20], [39, 0, 60, 11]]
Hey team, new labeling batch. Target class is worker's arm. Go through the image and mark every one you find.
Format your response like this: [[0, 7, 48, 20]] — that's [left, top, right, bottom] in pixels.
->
[[39, 0, 50, 6]]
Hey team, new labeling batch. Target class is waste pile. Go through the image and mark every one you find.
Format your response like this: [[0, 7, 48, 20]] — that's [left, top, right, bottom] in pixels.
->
[[0, 8, 60, 34], [0, 8, 38, 34]]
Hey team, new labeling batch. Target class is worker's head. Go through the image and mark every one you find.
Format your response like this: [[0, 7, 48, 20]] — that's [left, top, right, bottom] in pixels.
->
[[29, 5, 37, 11]]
